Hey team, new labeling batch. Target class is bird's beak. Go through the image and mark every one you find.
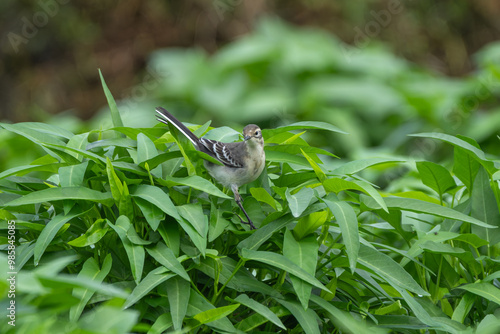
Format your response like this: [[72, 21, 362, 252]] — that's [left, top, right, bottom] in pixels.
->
[[244, 135, 251, 141]]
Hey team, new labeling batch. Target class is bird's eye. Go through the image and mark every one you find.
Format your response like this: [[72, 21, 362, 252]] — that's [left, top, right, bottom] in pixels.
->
[[255, 130, 260, 136]]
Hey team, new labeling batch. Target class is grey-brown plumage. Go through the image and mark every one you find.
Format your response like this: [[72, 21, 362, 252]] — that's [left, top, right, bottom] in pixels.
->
[[156, 107, 265, 229]]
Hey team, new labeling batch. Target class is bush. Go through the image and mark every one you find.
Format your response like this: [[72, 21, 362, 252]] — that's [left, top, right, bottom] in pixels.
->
[[2, 69, 500, 333]]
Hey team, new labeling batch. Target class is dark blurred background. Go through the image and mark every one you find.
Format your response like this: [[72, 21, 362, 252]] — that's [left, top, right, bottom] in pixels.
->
[[2, 0, 500, 122]]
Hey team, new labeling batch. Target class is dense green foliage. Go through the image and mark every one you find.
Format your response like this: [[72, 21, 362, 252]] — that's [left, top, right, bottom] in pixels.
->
[[143, 19, 500, 160], [2, 19, 500, 334]]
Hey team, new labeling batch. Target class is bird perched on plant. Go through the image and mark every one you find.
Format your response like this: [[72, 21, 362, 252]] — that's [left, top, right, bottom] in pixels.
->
[[155, 107, 265, 229]]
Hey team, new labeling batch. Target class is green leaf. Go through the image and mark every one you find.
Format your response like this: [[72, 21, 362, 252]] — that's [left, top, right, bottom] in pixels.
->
[[99, 69, 124, 129], [237, 214, 294, 251], [32, 254, 78, 276], [457, 283, 500, 306], [264, 121, 347, 137], [233, 294, 286, 329], [146, 242, 190, 281], [197, 257, 282, 298], [5, 187, 114, 207], [124, 267, 175, 309], [397, 289, 465, 332], [139, 151, 183, 170], [0, 122, 68, 146], [178, 217, 207, 256], [186, 289, 237, 332], [389, 190, 441, 204], [160, 175, 231, 199], [166, 276, 190, 330], [113, 126, 165, 140], [451, 293, 475, 323], [14, 242, 35, 272], [453, 135, 480, 191], [0, 163, 65, 180], [471, 167, 500, 245], [241, 248, 329, 293], [410, 132, 495, 175], [59, 161, 89, 187], [331, 157, 405, 175], [274, 171, 317, 188], [416, 161, 456, 197], [107, 157, 124, 202], [324, 177, 388, 212], [476, 314, 500, 334], [274, 298, 320, 334], [265, 150, 310, 166], [36, 274, 127, 299], [34, 207, 83, 265], [43, 142, 106, 165], [310, 295, 386, 334], [400, 231, 459, 267], [108, 216, 145, 284], [193, 304, 240, 326], [358, 245, 429, 296], [66, 133, 90, 160], [420, 241, 481, 276], [68, 219, 110, 247], [11, 121, 74, 139], [130, 184, 181, 221], [293, 211, 328, 240], [111, 161, 148, 175], [86, 137, 137, 150], [301, 149, 327, 182], [126, 224, 152, 245], [266, 130, 308, 145], [362, 196, 496, 228], [70, 254, 112, 321], [286, 187, 314, 217], [79, 305, 138, 333], [266, 144, 338, 159], [283, 230, 319, 310], [177, 203, 208, 238], [209, 206, 229, 242], [452, 233, 489, 248], [323, 198, 359, 272], [137, 132, 158, 164], [203, 126, 240, 142], [148, 313, 173, 334], [158, 222, 180, 256], [134, 197, 164, 231], [250, 187, 278, 210]]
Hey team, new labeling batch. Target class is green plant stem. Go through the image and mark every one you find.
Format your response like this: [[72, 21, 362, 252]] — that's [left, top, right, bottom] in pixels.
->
[[274, 269, 287, 291], [214, 258, 245, 302], [417, 259, 428, 295], [211, 259, 221, 304], [187, 187, 192, 204], [433, 256, 443, 303]]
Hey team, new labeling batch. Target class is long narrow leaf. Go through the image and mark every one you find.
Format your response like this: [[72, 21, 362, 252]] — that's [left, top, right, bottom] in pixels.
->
[[70, 254, 113, 321], [165, 275, 191, 330], [241, 249, 329, 293], [324, 198, 359, 272]]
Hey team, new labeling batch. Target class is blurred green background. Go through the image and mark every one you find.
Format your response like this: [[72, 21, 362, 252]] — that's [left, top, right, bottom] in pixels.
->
[[1, 0, 500, 165]]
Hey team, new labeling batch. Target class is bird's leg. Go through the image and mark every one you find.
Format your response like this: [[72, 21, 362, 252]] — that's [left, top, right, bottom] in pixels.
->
[[231, 184, 256, 230]]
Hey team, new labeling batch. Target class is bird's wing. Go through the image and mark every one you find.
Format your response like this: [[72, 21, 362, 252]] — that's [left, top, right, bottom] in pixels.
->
[[199, 138, 243, 168]]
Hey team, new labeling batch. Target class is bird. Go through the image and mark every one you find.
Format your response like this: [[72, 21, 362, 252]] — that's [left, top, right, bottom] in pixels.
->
[[155, 106, 265, 230]]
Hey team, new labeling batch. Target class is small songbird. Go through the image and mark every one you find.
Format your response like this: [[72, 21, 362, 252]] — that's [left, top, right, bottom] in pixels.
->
[[155, 107, 265, 229]]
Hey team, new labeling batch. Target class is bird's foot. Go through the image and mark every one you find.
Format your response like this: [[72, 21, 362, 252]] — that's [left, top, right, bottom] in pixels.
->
[[235, 213, 256, 230]]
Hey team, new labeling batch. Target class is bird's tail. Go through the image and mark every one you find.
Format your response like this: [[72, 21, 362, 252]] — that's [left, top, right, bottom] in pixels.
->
[[155, 106, 200, 147]]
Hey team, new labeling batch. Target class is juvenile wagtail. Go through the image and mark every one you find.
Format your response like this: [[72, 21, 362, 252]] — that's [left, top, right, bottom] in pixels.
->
[[156, 107, 265, 230]]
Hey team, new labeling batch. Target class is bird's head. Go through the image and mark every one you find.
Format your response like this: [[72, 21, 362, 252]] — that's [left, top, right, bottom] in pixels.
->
[[243, 124, 264, 146], [243, 124, 263, 145]]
